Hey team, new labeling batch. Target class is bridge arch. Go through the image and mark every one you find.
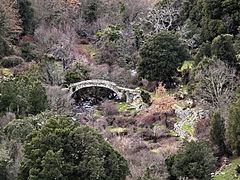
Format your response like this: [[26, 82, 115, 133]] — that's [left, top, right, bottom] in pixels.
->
[[69, 80, 123, 99]]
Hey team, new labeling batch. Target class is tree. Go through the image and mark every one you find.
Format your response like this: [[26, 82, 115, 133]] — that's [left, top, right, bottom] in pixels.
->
[[136, 0, 183, 36], [227, 87, 240, 155], [189, 57, 237, 117], [18, 0, 34, 34], [0, 71, 48, 116], [165, 140, 216, 180], [211, 34, 237, 66], [18, 117, 130, 180], [137, 31, 189, 82], [39, 54, 64, 86], [210, 111, 227, 155]]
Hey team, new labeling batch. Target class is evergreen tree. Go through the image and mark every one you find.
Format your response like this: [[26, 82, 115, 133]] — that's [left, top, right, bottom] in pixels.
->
[[227, 87, 240, 155], [211, 34, 237, 66], [210, 111, 227, 155], [166, 140, 216, 180], [137, 31, 189, 82], [18, 0, 34, 34], [18, 117, 130, 180]]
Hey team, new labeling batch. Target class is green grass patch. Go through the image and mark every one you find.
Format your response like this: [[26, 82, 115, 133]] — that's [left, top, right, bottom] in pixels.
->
[[170, 130, 178, 136], [91, 110, 102, 118], [153, 124, 166, 129], [181, 85, 188, 93], [213, 157, 240, 180], [170, 117, 181, 122], [55, 61, 63, 67], [2, 68, 11, 76], [80, 44, 97, 58], [151, 149, 160, 153], [178, 60, 195, 72], [182, 123, 194, 135], [117, 103, 130, 112], [107, 126, 128, 133]]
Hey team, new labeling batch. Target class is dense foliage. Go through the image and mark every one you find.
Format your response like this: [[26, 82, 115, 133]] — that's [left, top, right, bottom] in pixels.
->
[[227, 87, 240, 155], [18, 117, 130, 180], [0, 72, 48, 116], [166, 140, 216, 180], [210, 112, 227, 155], [137, 31, 189, 82], [0, 0, 240, 178]]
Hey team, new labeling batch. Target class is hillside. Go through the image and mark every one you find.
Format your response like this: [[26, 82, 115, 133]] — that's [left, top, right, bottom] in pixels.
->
[[1, 0, 240, 179]]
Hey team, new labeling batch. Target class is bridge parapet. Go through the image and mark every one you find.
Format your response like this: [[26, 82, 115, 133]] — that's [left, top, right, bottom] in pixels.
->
[[69, 79, 122, 99], [69, 80, 148, 107]]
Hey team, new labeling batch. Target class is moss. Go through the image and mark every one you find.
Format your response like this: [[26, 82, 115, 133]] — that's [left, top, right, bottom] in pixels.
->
[[2, 68, 11, 76], [213, 157, 240, 180], [182, 123, 194, 135]]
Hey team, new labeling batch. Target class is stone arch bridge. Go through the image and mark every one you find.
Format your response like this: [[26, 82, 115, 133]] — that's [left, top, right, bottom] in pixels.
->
[[69, 79, 146, 104]]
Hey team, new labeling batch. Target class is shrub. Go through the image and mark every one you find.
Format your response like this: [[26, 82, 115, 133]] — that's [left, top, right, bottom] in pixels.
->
[[166, 140, 216, 180], [1, 56, 23, 68]]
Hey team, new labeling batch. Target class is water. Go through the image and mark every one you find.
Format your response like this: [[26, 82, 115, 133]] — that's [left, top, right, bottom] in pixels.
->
[[72, 100, 97, 120]]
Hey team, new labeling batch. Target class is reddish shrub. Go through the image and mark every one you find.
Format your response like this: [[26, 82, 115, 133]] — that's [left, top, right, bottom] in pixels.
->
[[79, 39, 89, 44], [112, 116, 135, 128], [20, 35, 35, 46], [135, 114, 159, 128]]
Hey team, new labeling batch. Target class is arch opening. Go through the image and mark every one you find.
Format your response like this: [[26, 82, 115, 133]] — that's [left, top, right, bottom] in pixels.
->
[[72, 87, 119, 106]]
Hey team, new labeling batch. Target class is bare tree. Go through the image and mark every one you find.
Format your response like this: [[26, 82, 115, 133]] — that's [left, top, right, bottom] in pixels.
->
[[136, 0, 183, 36], [194, 58, 238, 117], [45, 85, 74, 115], [178, 19, 201, 50]]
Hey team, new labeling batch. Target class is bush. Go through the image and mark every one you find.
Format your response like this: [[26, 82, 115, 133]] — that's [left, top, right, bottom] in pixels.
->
[[166, 140, 216, 180], [1, 56, 23, 68]]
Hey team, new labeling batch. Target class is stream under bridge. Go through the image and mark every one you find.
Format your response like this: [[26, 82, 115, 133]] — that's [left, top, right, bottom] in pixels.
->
[[68, 79, 146, 104]]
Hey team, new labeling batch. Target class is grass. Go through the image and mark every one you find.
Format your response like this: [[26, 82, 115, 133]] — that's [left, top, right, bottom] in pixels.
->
[[181, 85, 188, 93], [170, 117, 181, 122], [153, 124, 166, 129], [2, 68, 11, 76], [91, 110, 102, 117], [80, 44, 97, 58], [117, 103, 130, 112], [107, 126, 128, 133], [151, 149, 160, 153], [55, 61, 63, 67], [182, 123, 194, 135], [170, 130, 178, 136], [213, 157, 240, 180]]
